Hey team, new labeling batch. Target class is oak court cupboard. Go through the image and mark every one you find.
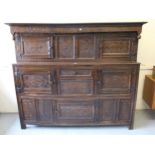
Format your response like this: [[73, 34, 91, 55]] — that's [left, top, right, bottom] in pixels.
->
[[7, 22, 146, 129]]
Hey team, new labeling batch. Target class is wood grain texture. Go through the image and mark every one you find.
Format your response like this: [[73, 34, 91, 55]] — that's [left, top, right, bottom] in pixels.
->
[[143, 75, 155, 109], [8, 23, 145, 129], [14, 32, 138, 62]]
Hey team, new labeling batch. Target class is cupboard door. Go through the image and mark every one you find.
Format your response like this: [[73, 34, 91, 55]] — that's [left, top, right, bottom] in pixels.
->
[[99, 33, 138, 60], [55, 99, 97, 124], [14, 66, 57, 94], [96, 65, 137, 94], [15, 33, 54, 61], [58, 68, 95, 96]]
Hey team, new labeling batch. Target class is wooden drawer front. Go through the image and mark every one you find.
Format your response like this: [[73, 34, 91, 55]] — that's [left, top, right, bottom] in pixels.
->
[[96, 65, 138, 94], [55, 99, 97, 123], [51, 34, 98, 60], [100, 33, 137, 60], [20, 98, 54, 122], [15, 33, 54, 61], [14, 66, 57, 94], [99, 99, 131, 122]]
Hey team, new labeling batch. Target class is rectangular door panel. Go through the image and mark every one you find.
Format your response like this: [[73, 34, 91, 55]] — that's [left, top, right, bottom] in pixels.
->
[[15, 33, 54, 61], [76, 34, 97, 59], [21, 98, 37, 121], [99, 99, 116, 121], [99, 33, 138, 60], [37, 99, 54, 121], [58, 67, 95, 96], [20, 98, 54, 122], [13, 66, 57, 94], [99, 98, 131, 122], [100, 71, 131, 93], [22, 71, 51, 94], [118, 99, 131, 121], [96, 65, 138, 94], [55, 35, 74, 59], [55, 99, 97, 123], [59, 79, 93, 95]]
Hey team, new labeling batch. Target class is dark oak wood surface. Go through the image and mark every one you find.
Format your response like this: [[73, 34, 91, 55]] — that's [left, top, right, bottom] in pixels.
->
[[14, 32, 139, 62], [8, 22, 146, 129]]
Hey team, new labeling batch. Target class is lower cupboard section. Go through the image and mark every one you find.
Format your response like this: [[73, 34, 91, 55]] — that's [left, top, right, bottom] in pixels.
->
[[18, 96, 133, 128]]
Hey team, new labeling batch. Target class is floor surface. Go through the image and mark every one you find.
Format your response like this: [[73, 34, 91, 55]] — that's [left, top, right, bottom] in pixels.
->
[[0, 110, 155, 135]]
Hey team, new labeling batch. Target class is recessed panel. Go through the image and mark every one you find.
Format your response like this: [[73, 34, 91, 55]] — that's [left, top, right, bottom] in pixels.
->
[[118, 100, 131, 121], [38, 99, 53, 121], [102, 72, 130, 88], [100, 99, 116, 121], [59, 79, 93, 95], [98, 69, 132, 94], [56, 100, 95, 121], [55, 35, 74, 59], [21, 99, 37, 120], [23, 74, 50, 88], [102, 39, 130, 54], [77, 34, 96, 59], [22, 34, 51, 57]]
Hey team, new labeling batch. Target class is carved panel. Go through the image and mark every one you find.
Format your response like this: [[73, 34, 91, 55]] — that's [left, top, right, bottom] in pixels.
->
[[23, 74, 49, 88], [55, 99, 96, 123], [118, 99, 131, 121], [99, 99, 116, 121], [76, 34, 97, 59], [22, 72, 52, 93], [55, 34, 98, 60], [102, 39, 130, 54], [37, 99, 54, 121], [55, 35, 74, 59], [21, 98, 37, 121], [100, 33, 137, 60], [16, 33, 54, 60], [14, 66, 57, 94], [59, 79, 94, 95], [99, 98, 131, 122], [97, 66, 133, 94], [58, 67, 94, 95], [21, 98, 55, 122]]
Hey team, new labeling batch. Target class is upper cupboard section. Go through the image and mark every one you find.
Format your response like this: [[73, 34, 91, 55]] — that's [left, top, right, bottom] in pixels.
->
[[14, 32, 139, 62], [8, 23, 145, 62]]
